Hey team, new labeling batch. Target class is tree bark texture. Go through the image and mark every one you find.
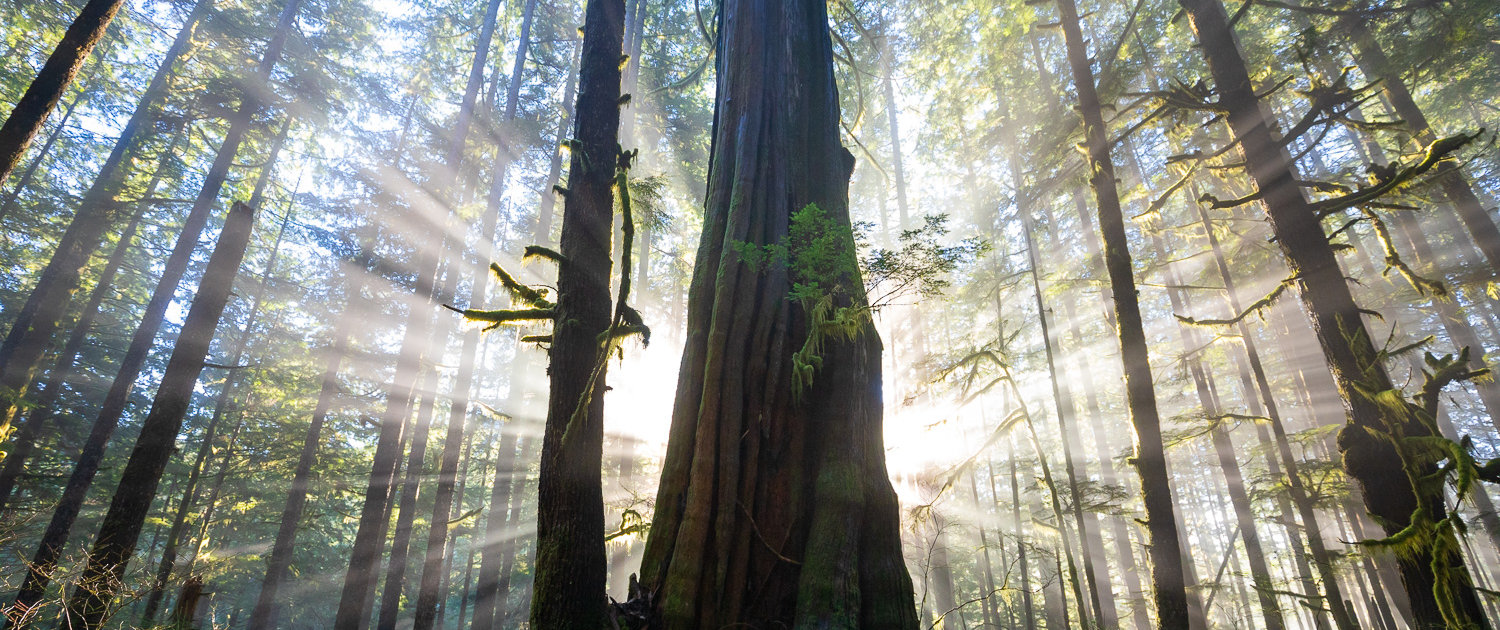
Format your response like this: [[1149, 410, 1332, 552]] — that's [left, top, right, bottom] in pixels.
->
[[0, 0, 122, 186], [635, 1, 918, 628]]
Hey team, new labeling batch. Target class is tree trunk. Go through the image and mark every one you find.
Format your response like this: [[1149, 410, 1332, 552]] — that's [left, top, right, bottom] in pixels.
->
[[375, 366, 441, 630], [139, 115, 292, 627], [2, 1, 301, 616], [495, 432, 539, 627], [330, 0, 496, 615], [0, 68, 94, 225], [1175, 0, 1492, 625], [1052, 0, 1189, 625], [0, 0, 213, 441], [244, 227, 373, 630], [55, 200, 257, 629], [1009, 436, 1036, 630], [635, 1, 916, 627], [1019, 207, 1095, 628], [413, 2, 537, 619], [0, 123, 184, 510], [524, 0, 626, 625], [1190, 192, 1334, 630], [1151, 229, 1286, 630], [469, 429, 520, 630], [0, 0, 122, 186], [535, 45, 580, 243]]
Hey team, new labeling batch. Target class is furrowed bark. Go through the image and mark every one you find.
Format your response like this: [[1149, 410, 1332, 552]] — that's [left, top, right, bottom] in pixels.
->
[[635, 0, 917, 627], [57, 200, 258, 629], [1176, 0, 1492, 625]]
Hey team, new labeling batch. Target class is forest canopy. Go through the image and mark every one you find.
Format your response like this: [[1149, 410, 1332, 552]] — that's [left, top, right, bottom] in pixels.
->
[[0, 0, 1498, 627]]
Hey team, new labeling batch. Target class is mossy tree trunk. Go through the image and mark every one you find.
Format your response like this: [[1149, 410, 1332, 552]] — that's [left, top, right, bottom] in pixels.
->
[[634, 1, 917, 627], [1176, 0, 1492, 626], [526, 0, 625, 625], [1051, 0, 1190, 625]]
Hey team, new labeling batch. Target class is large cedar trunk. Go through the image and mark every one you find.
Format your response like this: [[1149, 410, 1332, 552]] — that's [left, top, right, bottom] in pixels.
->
[[634, 1, 917, 627], [1176, 0, 1491, 626]]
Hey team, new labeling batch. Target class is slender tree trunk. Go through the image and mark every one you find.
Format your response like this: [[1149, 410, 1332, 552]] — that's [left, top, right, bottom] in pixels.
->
[[139, 115, 292, 627], [0, 123, 184, 509], [245, 228, 373, 630], [0, 0, 213, 439], [1052, 0, 1188, 624], [880, 21, 909, 230], [2, 1, 300, 615], [413, 3, 539, 620], [1009, 436, 1036, 630], [330, 0, 497, 616], [969, 470, 999, 629], [0, 0, 123, 186], [1059, 294, 1151, 630], [1152, 229, 1286, 630], [635, 1, 917, 627], [535, 45, 580, 243], [375, 365, 441, 630], [54, 200, 257, 629], [525, 0, 626, 625], [1019, 208, 1095, 628], [0, 71, 93, 225], [1176, 0, 1491, 625], [494, 432, 539, 628], [468, 352, 529, 630]]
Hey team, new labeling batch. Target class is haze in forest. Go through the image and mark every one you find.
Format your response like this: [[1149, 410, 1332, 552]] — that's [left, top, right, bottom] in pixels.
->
[[0, 0, 1497, 627]]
